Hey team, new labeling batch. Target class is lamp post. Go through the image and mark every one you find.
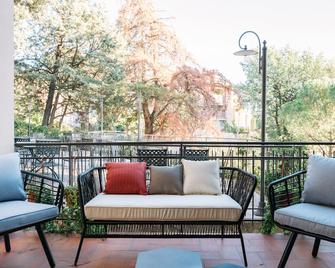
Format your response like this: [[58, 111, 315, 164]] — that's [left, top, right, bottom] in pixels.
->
[[100, 97, 104, 135], [234, 31, 267, 216]]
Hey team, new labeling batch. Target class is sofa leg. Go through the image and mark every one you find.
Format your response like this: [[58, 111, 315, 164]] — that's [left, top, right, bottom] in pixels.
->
[[74, 229, 86, 266], [312, 238, 321, 258], [36, 224, 55, 268], [238, 226, 248, 267], [4, 234, 11, 252], [278, 232, 297, 268]]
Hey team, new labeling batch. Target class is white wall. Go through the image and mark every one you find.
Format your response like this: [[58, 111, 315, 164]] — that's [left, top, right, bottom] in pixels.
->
[[0, 0, 14, 154]]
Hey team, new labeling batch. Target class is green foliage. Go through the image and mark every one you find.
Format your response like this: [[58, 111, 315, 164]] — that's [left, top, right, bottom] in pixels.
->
[[15, 118, 65, 138], [239, 47, 335, 141], [14, 0, 124, 130], [26, 184, 82, 234], [26, 185, 54, 204], [222, 121, 246, 134], [14, 0, 233, 137], [44, 186, 82, 234], [281, 81, 335, 152], [261, 204, 277, 234]]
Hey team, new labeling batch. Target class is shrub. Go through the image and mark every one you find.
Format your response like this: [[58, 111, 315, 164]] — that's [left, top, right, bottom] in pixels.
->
[[44, 186, 82, 234]]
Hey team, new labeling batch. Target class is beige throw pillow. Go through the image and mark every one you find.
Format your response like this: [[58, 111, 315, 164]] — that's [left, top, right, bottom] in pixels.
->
[[182, 159, 221, 195]]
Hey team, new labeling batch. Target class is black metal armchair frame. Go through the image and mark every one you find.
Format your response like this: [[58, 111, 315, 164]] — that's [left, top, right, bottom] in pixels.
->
[[1, 171, 64, 268], [268, 170, 335, 268], [74, 166, 257, 267]]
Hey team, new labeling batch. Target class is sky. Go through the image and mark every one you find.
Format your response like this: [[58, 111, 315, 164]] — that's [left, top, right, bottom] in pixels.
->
[[105, 0, 335, 84]]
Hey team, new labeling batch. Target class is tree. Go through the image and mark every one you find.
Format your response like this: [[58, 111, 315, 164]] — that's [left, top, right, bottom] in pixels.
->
[[116, 0, 232, 135], [281, 80, 335, 154], [238, 47, 335, 141], [14, 0, 123, 129], [167, 66, 232, 136]]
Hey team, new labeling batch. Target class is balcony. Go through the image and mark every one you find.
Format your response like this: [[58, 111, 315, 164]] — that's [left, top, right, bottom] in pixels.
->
[[2, 0, 335, 266], [2, 140, 330, 268], [1, 230, 335, 268]]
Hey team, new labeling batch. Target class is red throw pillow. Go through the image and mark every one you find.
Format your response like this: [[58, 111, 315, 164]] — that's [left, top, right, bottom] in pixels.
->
[[104, 162, 147, 195]]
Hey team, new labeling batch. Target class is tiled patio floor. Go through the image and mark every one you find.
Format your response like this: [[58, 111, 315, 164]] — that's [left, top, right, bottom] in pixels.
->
[[1, 231, 335, 268]]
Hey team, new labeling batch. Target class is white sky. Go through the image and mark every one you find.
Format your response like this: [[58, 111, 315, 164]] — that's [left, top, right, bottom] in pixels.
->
[[104, 0, 335, 84]]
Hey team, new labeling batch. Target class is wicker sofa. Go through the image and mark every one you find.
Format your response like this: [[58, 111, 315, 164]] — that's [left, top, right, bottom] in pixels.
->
[[75, 166, 256, 267]]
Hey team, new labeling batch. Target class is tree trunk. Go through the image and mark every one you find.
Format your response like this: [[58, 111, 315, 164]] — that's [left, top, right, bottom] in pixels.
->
[[144, 117, 154, 134], [142, 101, 154, 134], [42, 36, 63, 126], [49, 91, 60, 126], [79, 112, 89, 131], [42, 79, 56, 126], [58, 100, 69, 128]]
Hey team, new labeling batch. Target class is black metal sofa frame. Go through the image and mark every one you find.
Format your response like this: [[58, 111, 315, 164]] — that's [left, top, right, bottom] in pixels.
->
[[1, 171, 64, 267], [268, 170, 334, 268], [75, 166, 257, 267]]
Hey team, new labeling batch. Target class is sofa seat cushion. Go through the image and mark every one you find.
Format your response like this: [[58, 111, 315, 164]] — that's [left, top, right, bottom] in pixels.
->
[[274, 203, 335, 239], [0, 201, 59, 233], [84, 194, 242, 222]]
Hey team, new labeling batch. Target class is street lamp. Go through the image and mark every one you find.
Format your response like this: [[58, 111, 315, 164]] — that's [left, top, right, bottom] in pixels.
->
[[100, 96, 104, 135], [234, 31, 267, 216]]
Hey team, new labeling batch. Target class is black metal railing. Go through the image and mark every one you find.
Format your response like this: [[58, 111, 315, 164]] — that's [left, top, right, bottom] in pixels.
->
[[14, 140, 335, 221]]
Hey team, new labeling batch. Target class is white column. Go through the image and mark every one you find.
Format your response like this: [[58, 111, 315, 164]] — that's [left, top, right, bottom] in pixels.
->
[[0, 0, 14, 154]]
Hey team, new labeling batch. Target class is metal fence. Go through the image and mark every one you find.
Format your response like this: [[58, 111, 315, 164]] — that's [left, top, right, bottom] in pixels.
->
[[15, 141, 335, 221]]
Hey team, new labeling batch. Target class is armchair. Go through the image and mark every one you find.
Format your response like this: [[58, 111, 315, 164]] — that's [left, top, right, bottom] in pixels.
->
[[268, 155, 335, 268], [0, 153, 64, 268]]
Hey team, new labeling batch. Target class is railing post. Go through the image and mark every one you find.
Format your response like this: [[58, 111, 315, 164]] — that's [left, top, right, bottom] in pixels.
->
[[259, 144, 265, 216], [180, 143, 184, 163], [255, 143, 265, 217], [68, 144, 73, 186]]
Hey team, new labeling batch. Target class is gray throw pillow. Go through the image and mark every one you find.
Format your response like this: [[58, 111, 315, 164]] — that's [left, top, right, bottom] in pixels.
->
[[149, 165, 183, 195], [0, 153, 26, 202], [301, 155, 335, 206]]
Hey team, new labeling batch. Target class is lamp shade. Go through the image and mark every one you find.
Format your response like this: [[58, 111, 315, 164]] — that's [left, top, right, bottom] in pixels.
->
[[233, 49, 258, 56]]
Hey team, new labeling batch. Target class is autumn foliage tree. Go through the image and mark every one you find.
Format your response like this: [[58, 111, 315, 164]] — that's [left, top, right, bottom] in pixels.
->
[[167, 66, 232, 135], [116, 0, 232, 135], [14, 0, 234, 137]]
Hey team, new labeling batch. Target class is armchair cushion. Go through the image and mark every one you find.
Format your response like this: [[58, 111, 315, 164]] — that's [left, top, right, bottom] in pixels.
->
[[0, 153, 26, 202], [0, 200, 58, 233], [301, 155, 335, 206], [274, 203, 335, 239]]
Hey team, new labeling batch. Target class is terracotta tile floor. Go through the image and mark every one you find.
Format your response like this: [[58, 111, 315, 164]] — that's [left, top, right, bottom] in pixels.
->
[[1, 231, 335, 268]]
